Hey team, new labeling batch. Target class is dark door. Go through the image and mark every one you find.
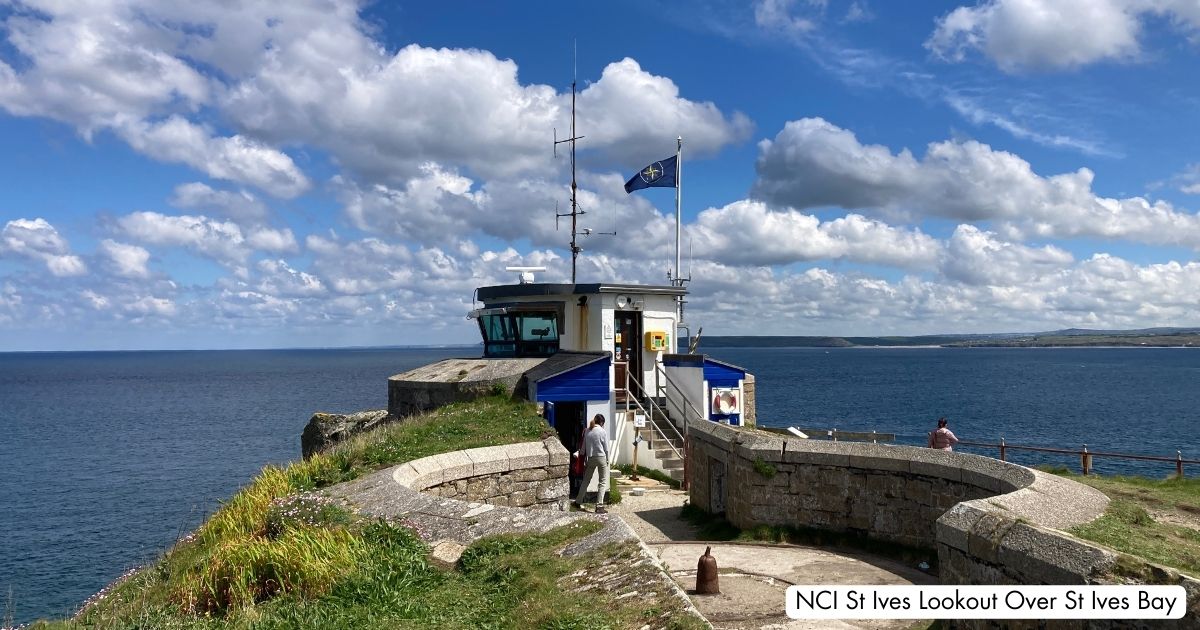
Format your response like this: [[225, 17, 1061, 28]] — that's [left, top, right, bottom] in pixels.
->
[[614, 311, 643, 401]]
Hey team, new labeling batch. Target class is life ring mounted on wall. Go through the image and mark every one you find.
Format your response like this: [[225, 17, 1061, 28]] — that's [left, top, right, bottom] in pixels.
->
[[712, 388, 739, 415]]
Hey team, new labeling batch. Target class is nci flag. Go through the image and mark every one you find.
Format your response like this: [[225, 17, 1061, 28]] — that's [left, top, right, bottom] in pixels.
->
[[624, 155, 678, 193]]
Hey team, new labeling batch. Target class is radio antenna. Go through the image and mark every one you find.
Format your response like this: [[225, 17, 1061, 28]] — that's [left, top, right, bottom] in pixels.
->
[[551, 41, 614, 282]]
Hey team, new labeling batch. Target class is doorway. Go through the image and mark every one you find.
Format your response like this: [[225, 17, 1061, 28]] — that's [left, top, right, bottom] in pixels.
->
[[613, 310, 643, 402]]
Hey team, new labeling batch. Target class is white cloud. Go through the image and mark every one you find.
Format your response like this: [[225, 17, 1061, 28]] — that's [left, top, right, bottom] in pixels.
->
[[117, 117, 309, 198], [927, 0, 1200, 72], [0, 218, 87, 276], [752, 118, 1200, 248], [98, 239, 151, 279], [117, 211, 296, 266], [171, 183, 270, 223], [688, 200, 940, 268], [940, 225, 1073, 285], [754, 0, 820, 34]]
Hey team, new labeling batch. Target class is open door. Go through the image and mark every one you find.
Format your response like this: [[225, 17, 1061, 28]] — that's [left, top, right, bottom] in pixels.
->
[[613, 310, 643, 402]]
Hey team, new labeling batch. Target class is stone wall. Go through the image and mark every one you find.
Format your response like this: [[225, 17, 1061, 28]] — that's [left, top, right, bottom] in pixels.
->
[[688, 419, 1029, 548], [687, 420, 1200, 628], [393, 437, 570, 510]]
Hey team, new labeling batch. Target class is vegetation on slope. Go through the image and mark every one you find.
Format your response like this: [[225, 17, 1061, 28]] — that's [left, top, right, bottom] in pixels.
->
[[1049, 471, 1200, 578], [32, 396, 701, 629]]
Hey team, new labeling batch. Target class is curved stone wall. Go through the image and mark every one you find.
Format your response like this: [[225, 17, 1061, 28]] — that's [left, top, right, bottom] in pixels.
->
[[686, 421, 1199, 626], [391, 437, 570, 510]]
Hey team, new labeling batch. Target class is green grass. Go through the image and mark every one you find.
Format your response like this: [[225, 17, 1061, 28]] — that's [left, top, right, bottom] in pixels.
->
[[1037, 469, 1200, 578], [614, 464, 682, 489], [26, 396, 706, 628], [1069, 499, 1200, 577]]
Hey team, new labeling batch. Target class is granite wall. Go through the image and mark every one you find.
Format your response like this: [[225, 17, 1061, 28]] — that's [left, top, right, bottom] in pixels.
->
[[686, 420, 1200, 628], [393, 437, 570, 511]]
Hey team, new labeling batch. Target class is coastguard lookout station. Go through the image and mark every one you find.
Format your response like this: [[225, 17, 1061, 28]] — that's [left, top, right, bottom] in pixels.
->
[[463, 267, 754, 484]]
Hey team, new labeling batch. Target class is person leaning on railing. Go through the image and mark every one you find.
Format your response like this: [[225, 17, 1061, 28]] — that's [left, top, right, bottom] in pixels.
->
[[928, 417, 959, 451]]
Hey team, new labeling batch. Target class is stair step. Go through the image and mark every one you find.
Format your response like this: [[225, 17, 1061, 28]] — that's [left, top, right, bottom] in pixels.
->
[[660, 459, 684, 470]]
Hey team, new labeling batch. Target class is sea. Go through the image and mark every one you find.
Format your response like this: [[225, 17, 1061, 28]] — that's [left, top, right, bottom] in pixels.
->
[[2, 346, 1197, 625]]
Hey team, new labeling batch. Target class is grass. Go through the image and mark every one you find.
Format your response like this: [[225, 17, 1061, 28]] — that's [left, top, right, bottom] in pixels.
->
[[614, 464, 682, 489], [1037, 469, 1200, 578], [678, 503, 938, 573], [25, 396, 705, 629]]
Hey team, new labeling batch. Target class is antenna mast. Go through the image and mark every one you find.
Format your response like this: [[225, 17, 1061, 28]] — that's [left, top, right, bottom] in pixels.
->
[[554, 44, 586, 282]]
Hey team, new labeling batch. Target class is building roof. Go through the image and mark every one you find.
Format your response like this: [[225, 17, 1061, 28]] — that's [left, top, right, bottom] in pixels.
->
[[477, 282, 686, 301], [522, 350, 611, 383]]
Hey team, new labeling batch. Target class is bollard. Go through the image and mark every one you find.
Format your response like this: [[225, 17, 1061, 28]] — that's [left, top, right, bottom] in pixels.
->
[[999, 437, 1006, 462], [695, 546, 720, 595], [1178, 451, 1185, 479], [1081, 445, 1091, 476]]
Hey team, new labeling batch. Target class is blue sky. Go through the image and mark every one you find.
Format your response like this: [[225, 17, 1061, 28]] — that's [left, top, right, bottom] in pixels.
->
[[1, 0, 1199, 350]]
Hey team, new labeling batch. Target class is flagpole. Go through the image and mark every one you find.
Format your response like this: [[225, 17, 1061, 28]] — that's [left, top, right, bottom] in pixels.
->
[[675, 136, 683, 353], [675, 136, 682, 287]]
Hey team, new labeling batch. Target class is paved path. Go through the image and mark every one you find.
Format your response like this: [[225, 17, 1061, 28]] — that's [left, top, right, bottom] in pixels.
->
[[609, 479, 935, 630]]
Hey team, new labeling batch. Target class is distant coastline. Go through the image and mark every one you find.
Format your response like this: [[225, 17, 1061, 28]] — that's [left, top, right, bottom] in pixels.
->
[[702, 327, 1200, 349]]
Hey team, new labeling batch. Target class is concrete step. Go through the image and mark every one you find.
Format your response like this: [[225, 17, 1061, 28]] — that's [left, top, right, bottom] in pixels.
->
[[654, 447, 683, 459], [664, 468, 684, 481], [659, 458, 685, 470]]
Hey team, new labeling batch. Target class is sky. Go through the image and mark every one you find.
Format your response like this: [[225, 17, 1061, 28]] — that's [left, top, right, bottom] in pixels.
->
[[1, 0, 1199, 351]]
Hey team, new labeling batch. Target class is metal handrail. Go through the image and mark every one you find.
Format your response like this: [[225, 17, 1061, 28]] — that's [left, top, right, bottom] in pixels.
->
[[954, 438, 1198, 477], [614, 361, 685, 461], [653, 363, 707, 432]]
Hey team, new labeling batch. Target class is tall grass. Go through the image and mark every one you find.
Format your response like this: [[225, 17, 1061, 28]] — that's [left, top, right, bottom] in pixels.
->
[[58, 396, 549, 626]]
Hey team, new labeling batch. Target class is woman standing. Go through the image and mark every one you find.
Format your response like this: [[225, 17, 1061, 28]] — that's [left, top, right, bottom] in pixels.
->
[[572, 414, 610, 514], [928, 417, 959, 451]]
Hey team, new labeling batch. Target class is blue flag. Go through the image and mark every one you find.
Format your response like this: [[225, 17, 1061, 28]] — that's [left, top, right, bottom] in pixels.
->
[[624, 155, 677, 193]]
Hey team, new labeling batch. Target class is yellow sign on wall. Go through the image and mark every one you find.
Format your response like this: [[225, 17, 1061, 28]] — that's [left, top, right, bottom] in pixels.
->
[[644, 331, 668, 351]]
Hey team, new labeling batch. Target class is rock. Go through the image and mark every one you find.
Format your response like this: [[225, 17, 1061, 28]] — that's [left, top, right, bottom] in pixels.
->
[[301, 409, 391, 458]]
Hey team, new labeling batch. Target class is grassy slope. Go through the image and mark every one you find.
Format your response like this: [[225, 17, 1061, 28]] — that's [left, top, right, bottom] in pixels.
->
[[34, 396, 702, 629], [1052, 472, 1200, 578]]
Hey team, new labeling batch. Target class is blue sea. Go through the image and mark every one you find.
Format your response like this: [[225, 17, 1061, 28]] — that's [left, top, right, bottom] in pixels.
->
[[2, 346, 1198, 625]]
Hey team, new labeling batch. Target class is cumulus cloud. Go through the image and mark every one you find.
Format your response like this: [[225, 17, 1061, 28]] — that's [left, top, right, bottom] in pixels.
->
[[171, 183, 270, 223], [117, 211, 297, 267], [0, 218, 87, 276], [926, 0, 1200, 72], [117, 118, 309, 198], [98, 239, 151, 279], [751, 118, 1200, 248], [688, 200, 940, 268]]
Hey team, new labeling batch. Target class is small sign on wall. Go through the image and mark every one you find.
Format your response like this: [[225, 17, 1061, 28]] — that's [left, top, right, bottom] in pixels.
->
[[633, 414, 646, 428], [603, 323, 613, 340]]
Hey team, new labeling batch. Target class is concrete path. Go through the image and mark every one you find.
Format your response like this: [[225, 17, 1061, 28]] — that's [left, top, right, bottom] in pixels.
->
[[610, 478, 935, 630]]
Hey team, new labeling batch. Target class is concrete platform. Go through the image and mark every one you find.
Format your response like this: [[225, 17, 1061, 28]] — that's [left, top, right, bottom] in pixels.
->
[[610, 484, 935, 629]]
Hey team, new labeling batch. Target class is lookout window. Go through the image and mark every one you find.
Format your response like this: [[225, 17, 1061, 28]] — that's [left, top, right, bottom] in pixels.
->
[[477, 308, 561, 357]]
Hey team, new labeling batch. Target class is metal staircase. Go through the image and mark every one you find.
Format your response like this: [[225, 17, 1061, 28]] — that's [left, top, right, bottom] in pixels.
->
[[614, 362, 708, 487]]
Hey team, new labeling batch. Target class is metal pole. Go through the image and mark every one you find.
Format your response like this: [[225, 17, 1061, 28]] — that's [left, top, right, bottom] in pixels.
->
[[674, 136, 683, 353], [1082, 444, 1090, 475], [1000, 437, 1007, 462], [1178, 450, 1184, 478]]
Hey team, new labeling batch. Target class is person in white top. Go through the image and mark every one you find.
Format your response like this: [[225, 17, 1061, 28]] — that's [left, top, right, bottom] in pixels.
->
[[572, 414, 610, 513]]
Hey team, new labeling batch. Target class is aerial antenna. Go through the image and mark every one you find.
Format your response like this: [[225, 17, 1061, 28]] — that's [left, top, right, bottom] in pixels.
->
[[551, 40, 612, 282]]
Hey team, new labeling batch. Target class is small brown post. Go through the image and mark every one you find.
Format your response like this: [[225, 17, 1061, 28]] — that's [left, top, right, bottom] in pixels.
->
[[631, 426, 640, 481], [696, 546, 720, 595], [999, 437, 1007, 462], [1081, 444, 1091, 475], [1178, 451, 1185, 478]]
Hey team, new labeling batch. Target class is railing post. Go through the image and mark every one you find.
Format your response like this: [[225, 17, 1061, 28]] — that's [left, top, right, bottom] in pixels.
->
[[871, 430, 877, 444], [832, 427, 838, 442], [999, 437, 1006, 462], [1081, 444, 1090, 475], [1178, 450, 1185, 479]]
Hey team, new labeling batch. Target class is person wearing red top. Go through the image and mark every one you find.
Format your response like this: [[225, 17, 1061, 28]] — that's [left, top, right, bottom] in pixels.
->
[[928, 417, 959, 451]]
